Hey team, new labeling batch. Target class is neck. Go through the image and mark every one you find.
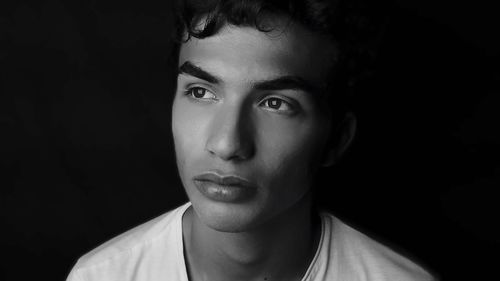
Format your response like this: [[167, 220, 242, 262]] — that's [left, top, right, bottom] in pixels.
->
[[182, 194, 320, 281]]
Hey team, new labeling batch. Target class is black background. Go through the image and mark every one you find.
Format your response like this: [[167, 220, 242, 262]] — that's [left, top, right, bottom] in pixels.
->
[[1, 0, 499, 280]]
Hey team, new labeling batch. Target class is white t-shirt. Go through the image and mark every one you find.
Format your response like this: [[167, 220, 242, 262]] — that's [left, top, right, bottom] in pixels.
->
[[66, 202, 435, 281]]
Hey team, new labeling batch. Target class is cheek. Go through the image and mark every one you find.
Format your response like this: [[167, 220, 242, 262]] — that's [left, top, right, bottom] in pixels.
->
[[172, 98, 208, 171], [256, 116, 326, 191]]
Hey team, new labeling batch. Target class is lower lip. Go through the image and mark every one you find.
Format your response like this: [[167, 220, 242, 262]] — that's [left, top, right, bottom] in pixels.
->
[[193, 180, 256, 203]]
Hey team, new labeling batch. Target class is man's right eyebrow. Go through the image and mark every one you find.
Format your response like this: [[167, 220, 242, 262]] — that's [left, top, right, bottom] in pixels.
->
[[178, 61, 221, 84]]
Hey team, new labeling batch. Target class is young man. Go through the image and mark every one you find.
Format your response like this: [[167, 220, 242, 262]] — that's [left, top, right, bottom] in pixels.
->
[[67, 0, 435, 280]]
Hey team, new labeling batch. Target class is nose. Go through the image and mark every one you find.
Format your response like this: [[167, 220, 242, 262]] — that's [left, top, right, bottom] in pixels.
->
[[205, 104, 255, 161]]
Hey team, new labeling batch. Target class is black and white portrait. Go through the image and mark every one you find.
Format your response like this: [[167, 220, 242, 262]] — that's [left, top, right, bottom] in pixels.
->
[[1, 0, 499, 280]]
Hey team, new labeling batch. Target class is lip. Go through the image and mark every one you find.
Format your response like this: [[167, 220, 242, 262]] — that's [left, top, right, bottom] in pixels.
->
[[193, 172, 256, 202], [193, 172, 253, 187]]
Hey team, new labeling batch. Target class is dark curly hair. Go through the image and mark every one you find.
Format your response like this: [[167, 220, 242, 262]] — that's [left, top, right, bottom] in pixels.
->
[[171, 0, 388, 119]]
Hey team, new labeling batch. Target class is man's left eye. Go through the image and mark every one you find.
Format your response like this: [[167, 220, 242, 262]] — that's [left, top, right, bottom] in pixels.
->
[[260, 97, 294, 113]]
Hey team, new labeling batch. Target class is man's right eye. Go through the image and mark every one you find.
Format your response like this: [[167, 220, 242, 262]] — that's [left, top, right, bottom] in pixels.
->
[[184, 87, 217, 101]]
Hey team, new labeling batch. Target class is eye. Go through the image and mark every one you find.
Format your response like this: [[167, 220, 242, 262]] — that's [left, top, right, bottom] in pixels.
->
[[260, 97, 295, 113], [185, 87, 217, 101]]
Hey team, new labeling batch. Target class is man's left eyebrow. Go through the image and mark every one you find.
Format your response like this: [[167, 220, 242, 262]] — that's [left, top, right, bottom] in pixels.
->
[[253, 76, 322, 95]]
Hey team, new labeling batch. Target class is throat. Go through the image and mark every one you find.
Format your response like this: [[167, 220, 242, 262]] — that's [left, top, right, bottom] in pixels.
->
[[182, 200, 321, 281]]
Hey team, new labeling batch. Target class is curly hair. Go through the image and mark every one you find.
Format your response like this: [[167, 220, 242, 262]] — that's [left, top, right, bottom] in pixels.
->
[[171, 0, 388, 118]]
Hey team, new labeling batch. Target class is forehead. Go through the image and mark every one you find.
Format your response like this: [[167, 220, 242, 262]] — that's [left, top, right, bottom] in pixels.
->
[[178, 20, 338, 89]]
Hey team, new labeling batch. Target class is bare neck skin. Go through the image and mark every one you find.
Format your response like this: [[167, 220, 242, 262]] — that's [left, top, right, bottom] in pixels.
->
[[182, 194, 321, 281]]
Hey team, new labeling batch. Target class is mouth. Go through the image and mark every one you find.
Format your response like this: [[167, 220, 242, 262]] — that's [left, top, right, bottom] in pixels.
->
[[193, 172, 253, 187], [192, 172, 256, 202]]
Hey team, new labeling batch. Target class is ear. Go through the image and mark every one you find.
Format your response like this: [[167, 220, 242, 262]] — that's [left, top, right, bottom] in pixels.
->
[[322, 112, 357, 167]]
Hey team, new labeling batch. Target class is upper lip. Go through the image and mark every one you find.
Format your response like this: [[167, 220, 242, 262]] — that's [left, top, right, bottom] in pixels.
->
[[193, 172, 254, 187]]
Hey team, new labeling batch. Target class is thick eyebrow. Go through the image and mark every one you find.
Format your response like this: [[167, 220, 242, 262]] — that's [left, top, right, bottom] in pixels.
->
[[178, 61, 220, 84]]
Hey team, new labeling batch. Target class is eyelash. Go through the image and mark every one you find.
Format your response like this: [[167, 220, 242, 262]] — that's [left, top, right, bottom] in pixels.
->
[[260, 97, 295, 114], [183, 86, 298, 114], [183, 86, 217, 101]]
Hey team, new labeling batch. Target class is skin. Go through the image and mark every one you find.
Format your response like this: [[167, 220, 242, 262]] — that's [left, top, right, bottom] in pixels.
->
[[172, 16, 355, 281]]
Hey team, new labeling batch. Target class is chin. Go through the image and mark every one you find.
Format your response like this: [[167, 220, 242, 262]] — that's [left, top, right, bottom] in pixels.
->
[[190, 197, 268, 233]]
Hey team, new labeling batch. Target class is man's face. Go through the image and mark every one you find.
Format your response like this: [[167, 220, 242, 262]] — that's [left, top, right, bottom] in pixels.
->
[[172, 19, 337, 232]]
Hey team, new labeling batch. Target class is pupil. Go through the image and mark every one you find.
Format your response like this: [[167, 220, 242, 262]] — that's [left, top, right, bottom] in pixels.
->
[[269, 98, 281, 108], [193, 88, 205, 98]]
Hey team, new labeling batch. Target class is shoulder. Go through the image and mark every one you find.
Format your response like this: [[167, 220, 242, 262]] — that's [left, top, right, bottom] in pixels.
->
[[67, 203, 191, 281], [321, 213, 437, 281]]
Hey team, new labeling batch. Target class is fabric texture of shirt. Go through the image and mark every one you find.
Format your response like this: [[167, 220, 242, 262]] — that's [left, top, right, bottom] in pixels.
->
[[66, 202, 435, 281]]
